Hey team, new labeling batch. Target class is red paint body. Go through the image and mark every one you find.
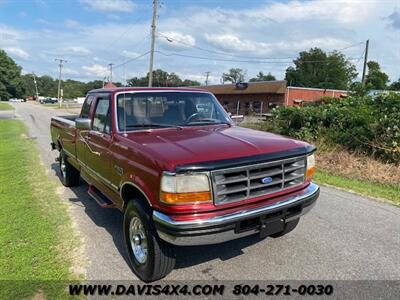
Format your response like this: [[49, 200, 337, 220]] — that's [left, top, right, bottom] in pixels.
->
[[51, 87, 313, 221]]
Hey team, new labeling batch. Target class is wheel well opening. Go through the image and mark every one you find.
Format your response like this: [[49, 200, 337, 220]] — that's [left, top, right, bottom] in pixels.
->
[[120, 184, 151, 211]]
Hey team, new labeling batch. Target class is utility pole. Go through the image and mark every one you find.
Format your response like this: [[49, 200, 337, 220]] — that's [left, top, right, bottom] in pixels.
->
[[361, 39, 369, 85], [32, 72, 39, 101], [205, 71, 210, 86], [148, 0, 158, 87], [55, 58, 67, 108], [108, 63, 114, 84]]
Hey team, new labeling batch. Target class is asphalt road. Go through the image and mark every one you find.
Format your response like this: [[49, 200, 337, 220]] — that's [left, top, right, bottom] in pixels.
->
[[11, 102, 400, 281]]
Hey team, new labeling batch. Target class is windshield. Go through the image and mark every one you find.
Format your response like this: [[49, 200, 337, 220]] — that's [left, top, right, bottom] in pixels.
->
[[116, 92, 232, 131]]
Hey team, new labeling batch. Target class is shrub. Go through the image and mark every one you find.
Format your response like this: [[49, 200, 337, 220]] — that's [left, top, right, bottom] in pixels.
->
[[261, 93, 400, 163]]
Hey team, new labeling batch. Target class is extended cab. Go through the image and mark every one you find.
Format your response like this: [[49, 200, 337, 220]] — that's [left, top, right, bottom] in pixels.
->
[[50, 87, 319, 282]]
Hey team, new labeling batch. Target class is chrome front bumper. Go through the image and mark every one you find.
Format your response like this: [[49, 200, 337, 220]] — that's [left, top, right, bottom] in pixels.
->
[[153, 183, 320, 246]]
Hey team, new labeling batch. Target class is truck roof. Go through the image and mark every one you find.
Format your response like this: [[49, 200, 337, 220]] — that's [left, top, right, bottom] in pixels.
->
[[88, 87, 209, 94]]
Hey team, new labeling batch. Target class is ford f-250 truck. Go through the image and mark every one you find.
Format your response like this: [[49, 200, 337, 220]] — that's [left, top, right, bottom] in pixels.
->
[[50, 87, 319, 282]]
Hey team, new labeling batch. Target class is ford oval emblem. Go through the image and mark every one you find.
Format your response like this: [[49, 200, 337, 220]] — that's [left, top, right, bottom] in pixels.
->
[[261, 176, 273, 184]]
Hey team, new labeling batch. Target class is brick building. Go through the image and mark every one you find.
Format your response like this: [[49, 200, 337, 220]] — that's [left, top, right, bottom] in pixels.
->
[[286, 86, 347, 106], [199, 81, 347, 115]]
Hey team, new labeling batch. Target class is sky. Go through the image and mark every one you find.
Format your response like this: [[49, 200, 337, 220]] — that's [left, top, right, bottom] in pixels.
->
[[0, 0, 399, 85]]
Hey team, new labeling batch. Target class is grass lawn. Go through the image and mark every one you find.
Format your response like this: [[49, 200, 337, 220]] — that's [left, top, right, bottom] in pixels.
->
[[0, 102, 14, 110], [314, 169, 400, 206], [0, 120, 80, 299]]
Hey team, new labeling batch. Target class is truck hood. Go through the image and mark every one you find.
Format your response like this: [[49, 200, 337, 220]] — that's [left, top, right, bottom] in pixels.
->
[[122, 125, 313, 171]]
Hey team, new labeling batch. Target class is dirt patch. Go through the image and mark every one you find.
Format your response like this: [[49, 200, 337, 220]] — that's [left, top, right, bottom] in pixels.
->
[[316, 148, 400, 186], [31, 290, 45, 300]]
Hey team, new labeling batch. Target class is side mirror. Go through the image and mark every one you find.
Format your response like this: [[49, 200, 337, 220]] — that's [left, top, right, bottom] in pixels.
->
[[75, 118, 91, 130]]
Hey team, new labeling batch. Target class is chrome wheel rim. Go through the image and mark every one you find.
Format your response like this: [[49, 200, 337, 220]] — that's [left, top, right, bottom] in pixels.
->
[[129, 216, 148, 264], [60, 155, 66, 178]]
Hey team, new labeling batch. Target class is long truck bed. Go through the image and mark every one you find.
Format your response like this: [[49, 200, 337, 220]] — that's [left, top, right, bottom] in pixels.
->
[[50, 115, 79, 158]]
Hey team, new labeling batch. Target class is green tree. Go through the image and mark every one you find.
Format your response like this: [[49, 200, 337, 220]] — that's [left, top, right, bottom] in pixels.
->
[[0, 49, 25, 100], [222, 68, 246, 83], [37, 75, 58, 97], [127, 69, 200, 87], [249, 71, 276, 82], [181, 79, 200, 86], [389, 78, 400, 91], [21, 73, 37, 98], [84, 80, 104, 93], [285, 48, 357, 89], [366, 61, 389, 90]]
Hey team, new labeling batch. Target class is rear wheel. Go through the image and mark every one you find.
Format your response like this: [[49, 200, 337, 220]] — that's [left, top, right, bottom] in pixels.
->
[[270, 218, 300, 238], [123, 200, 175, 282], [59, 150, 80, 187]]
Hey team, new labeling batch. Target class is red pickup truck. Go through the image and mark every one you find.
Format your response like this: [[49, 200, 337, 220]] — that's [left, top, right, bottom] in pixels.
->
[[51, 87, 319, 282]]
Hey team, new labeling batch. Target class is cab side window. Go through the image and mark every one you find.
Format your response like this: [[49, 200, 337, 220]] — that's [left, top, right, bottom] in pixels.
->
[[92, 96, 111, 133], [81, 95, 94, 118]]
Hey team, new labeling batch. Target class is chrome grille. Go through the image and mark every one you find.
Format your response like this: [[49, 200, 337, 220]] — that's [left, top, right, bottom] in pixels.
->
[[211, 156, 307, 205]]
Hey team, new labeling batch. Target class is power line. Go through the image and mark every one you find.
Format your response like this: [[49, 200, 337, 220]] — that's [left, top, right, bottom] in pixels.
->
[[100, 2, 153, 62], [334, 41, 364, 53], [158, 32, 364, 61], [155, 50, 360, 64], [113, 51, 151, 69], [157, 32, 295, 60]]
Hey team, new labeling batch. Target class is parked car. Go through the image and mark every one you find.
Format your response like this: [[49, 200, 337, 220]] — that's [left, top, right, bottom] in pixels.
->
[[50, 87, 319, 282], [40, 97, 58, 104], [9, 98, 24, 102]]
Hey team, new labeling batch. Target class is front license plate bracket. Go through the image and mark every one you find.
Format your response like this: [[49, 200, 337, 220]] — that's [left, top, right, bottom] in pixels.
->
[[259, 217, 285, 238]]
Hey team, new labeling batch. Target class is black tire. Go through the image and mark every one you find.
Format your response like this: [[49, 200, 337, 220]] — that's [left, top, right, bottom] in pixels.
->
[[270, 218, 300, 238], [59, 150, 80, 187], [123, 200, 175, 282]]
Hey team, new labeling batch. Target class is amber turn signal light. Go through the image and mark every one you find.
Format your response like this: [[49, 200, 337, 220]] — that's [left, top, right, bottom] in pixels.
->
[[306, 166, 316, 179], [160, 191, 212, 205], [306, 154, 316, 180]]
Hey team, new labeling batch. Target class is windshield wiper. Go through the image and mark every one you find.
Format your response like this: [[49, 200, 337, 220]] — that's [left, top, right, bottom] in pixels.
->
[[125, 123, 183, 129], [186, 118, 231, 126]]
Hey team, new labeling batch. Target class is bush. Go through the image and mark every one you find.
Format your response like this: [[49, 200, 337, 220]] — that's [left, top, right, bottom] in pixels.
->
[[260, 93, 400, 163]]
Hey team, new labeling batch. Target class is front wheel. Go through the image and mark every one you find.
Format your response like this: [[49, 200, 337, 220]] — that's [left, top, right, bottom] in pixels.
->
[[123, 200, 175, 282]]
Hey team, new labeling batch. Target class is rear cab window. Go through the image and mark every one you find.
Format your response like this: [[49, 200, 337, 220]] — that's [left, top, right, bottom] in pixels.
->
[[92, 95, 111, 134], [81, 95, 95, 118]]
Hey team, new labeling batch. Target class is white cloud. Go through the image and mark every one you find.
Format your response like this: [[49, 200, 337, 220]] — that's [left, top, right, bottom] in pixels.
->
[[0, 25, 23, 45], [63, 67, 79, 76], [0, 0, 398, 84], [121, 50, 140, 58], [387, 9, 400, 30], [65, 46, 91, 55], [205, 33, 271, 55], [82, 64, 108, 76], [159, 31, 196, 49], [4, 47, 29, 60], [64, 19, 81, 29], [245, 0, 380, 25], [80, 0, 135, 13]]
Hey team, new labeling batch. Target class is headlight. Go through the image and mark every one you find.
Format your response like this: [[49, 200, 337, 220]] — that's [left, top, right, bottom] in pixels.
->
[[160, 173, 212, 205], [306, 154, 316, 179]]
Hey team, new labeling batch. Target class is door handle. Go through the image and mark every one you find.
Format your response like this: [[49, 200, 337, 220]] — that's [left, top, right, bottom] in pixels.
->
[[78, 132, 100, 156]]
